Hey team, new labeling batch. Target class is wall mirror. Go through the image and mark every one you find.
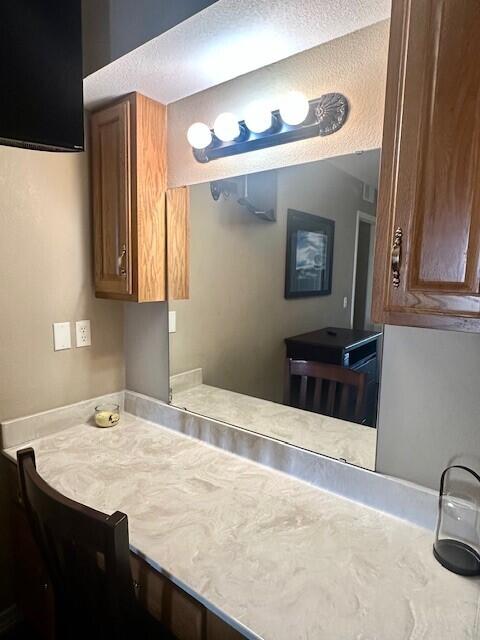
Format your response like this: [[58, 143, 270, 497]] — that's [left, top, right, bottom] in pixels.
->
[[169, 150, 382, 470]]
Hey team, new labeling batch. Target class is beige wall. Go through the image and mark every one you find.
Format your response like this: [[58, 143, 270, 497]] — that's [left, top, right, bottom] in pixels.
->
[[376, 325, 480, 490], [124, 302, 169, 400], [167, 20, 389, 187], [0, 146, 125, 422], [0, 144, 125, 610], [170, 159, 375, 403]]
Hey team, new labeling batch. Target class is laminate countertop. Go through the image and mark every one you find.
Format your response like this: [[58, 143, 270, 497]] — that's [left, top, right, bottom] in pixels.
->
[[4, 414, 479, 640], [172, 384, 377, 470]]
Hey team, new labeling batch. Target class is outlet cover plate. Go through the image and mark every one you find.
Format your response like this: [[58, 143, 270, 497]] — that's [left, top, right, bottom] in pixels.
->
[[75, 320, 91, 347], [53, 322, 72, 351]]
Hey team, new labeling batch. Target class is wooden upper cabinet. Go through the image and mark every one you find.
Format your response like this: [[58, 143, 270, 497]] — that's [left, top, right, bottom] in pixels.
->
[[90, 92, 189, 302], [372, 0, 480, 331], [91, 100, 132, 297]]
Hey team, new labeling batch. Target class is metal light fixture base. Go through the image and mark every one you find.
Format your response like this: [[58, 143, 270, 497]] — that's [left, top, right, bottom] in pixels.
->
[[192, 93, 349, 163]]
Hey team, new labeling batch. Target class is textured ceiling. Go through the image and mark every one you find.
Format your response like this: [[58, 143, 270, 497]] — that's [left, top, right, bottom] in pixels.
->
[[84, 0, 391, 109]]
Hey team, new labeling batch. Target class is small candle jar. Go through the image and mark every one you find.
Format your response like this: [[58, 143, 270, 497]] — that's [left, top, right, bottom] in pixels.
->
[[94, 403, 120, 428]]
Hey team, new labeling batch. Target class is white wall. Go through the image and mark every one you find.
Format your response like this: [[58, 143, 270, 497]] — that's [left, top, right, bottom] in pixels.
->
[[167, 21, 389, 187]]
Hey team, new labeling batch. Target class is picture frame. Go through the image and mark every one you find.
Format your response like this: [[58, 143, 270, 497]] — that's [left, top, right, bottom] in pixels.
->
[[285, 209, 335, 299]]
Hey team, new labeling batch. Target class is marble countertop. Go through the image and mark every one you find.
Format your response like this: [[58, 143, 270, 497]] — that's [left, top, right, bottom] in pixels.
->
[[173, 384, 377, 470], [5, 415, 479, 640]]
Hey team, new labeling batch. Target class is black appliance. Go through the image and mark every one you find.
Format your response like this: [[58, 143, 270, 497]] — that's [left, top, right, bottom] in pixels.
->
[[0, 0, 84, 152]]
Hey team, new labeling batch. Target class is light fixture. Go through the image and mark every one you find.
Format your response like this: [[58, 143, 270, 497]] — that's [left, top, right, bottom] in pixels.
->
[[244, 100, 273, 133], [186, 122, 212, 150], [188, 93, 349, 163], [213, 112, 240, 142], [278, 91, 310, 126]]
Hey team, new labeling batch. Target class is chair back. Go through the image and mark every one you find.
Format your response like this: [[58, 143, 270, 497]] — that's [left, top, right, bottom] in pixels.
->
[[17, 447, 137, 640], [284, 358, 367, 423]]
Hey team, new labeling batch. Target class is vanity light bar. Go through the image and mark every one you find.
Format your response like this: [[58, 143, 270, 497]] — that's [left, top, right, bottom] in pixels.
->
[[188, 93, 349, 164]]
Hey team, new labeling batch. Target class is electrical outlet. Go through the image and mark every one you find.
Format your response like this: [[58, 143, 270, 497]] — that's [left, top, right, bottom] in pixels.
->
[[53, 322, 72, 351], [75, 320, 91, 347], [343, 296, 348, 309]]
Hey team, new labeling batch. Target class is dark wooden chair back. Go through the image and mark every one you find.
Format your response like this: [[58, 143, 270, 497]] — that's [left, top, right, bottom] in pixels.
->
[[284, 358, 367, 423], [17, 447, 146, 640]]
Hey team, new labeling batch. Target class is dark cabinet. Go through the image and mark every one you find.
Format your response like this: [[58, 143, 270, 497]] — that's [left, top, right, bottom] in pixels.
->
[[372, 0, 480, 331], [285, 327, 381, 426]]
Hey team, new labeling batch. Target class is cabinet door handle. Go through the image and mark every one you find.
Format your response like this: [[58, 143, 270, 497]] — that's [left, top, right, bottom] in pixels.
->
[[118, 244, 127, 277], [391, 227, 402, 288]]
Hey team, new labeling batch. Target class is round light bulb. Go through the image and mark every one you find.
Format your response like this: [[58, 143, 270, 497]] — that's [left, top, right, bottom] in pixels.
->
[[244, 100, 273, 133], [279, 91, 310, 126], [213, 112, 240, 142], [187, 122, 212, 150]]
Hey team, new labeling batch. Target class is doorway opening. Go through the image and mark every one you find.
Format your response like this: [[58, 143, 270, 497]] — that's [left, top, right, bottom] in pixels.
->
[[351, 211, 376, 330]]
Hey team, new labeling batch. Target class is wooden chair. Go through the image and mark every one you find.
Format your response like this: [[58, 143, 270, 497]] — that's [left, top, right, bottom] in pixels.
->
[[284, 358, 367, 423], [17, 447, 175, 640]]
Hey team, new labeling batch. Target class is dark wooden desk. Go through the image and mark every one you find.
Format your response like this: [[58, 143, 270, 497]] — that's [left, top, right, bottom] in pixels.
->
[[285, 327, 382, 426]]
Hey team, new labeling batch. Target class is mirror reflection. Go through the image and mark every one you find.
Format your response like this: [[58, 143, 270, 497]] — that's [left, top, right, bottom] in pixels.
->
[[169, 151, 382, 470]]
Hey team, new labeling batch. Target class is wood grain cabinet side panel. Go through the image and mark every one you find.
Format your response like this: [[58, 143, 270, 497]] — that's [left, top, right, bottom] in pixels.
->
[[166, 186, 190, 300], [206, 610, 247, 640], [372, 0, 480, 331], [130, 553, 205, 640], [134, 93, 168, 303], [130, 553, 246, 640]]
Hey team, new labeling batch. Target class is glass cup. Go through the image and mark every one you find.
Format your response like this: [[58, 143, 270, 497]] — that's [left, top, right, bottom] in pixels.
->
[[94, 403, 120, 428]]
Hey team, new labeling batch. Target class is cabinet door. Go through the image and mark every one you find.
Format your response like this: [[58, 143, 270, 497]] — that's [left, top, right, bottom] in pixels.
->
[[91, 100, 133, 297], [372, 0, 480, 331]]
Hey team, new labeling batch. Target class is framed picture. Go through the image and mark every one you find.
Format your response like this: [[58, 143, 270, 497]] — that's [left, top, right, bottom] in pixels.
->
[[285, 209, 335, 298]]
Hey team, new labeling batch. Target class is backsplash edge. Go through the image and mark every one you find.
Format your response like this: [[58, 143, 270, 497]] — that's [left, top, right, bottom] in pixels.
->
[[125, 390, 438, 530]]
